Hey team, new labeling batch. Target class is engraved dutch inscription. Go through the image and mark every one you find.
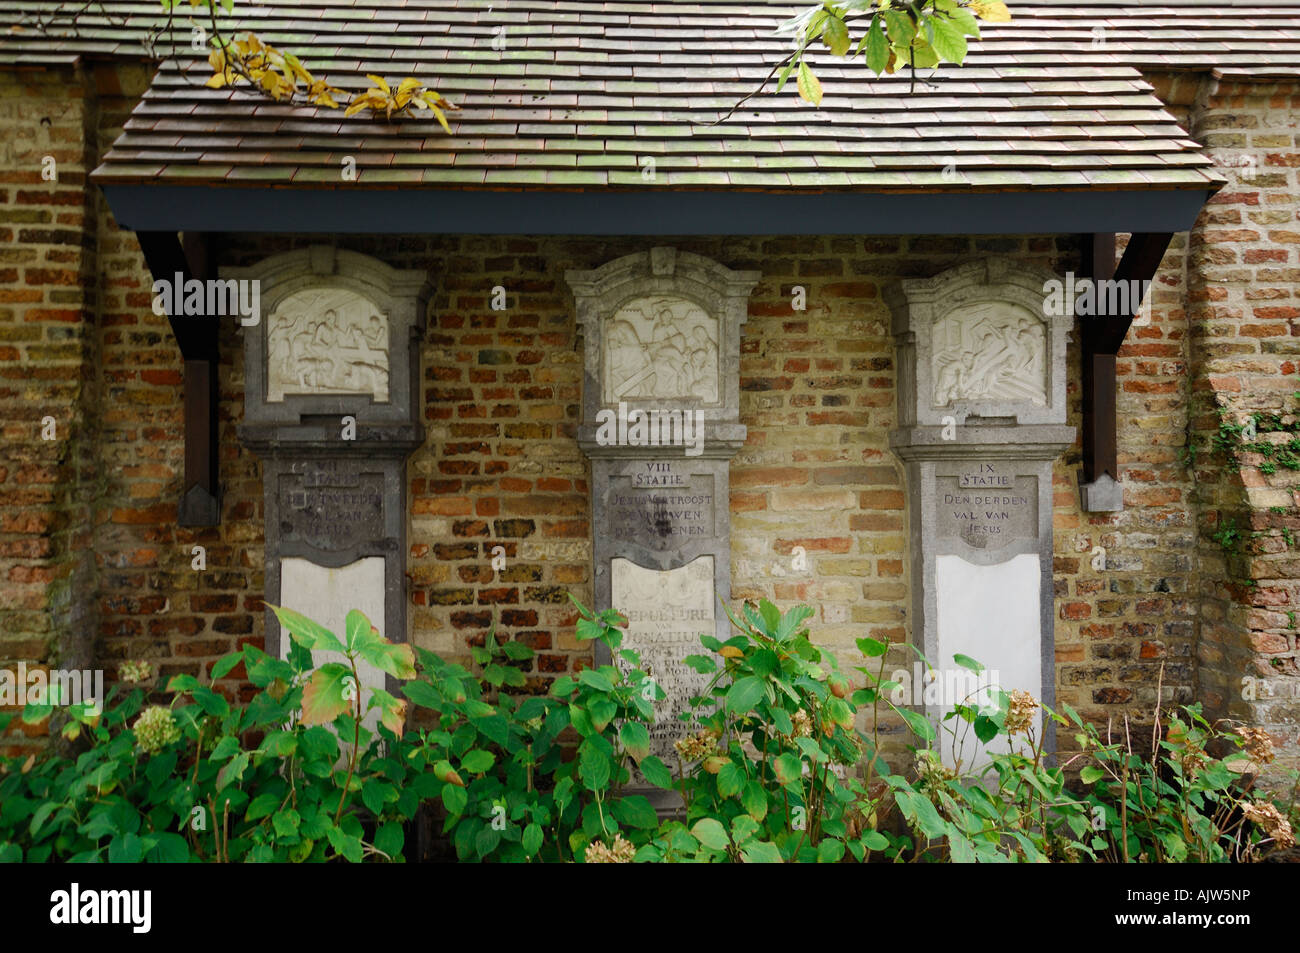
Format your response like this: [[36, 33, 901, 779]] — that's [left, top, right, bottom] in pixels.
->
[[934, 463, 1037, 550], [611, 555, 716, 763], [607, 461, 715, 552]]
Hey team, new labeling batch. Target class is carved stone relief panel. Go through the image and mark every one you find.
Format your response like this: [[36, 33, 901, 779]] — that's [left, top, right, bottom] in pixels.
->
[[930, 302, 1047, 407], [602, 295, 719, 405], [265, 287, 390, 402]]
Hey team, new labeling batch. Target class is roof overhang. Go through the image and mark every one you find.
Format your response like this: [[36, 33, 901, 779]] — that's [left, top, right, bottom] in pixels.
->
[[99, 185, 1216, 235]]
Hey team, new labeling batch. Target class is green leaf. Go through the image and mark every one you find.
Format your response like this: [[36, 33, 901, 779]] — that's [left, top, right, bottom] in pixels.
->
[[579, 744, 611, 791], [211, 651, 243, 680], [639, 756, 675, 789], [375, 821, 404, 859], [930, 15, 968, 62], [953, 653, 985, 674], [773, 752, 803, 786], [587, 696, 617, 732], [861, 830, 889, 851], [146, 833, 190, 863], [619, 721, 650, 762], [612, 795, 658, 830], [350, 620, 417, 680], [741, 780, 768, 821], [522, 823, 543, 857], [108, 832, 144, 864], [681, 654, 717, 674], [245, 792, 280, 821], [300, 663, 354, 726], [442, 784, 468, 817], [864, 14, 890, 73], [896, 706, 936, 743], [822, 14, 850, 56], [1080, 765, 1105, 785], [578, 669, 615, 694], [692, 818, 729, 851], [717, 759, 745, 798], [856, 637, 888, 658], [269, 604, 347, 655], [461, 749, 496, 774], [726, 676, 766, 713], [817, 838, 846, 863], [740, 840, 783, 863], [216, 751, 250, 791]]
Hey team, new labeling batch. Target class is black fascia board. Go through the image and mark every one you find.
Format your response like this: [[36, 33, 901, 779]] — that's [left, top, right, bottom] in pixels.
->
[[100, 185, 1215, 235]]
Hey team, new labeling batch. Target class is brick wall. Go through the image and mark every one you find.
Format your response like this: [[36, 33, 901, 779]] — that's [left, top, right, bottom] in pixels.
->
[[1180, 74, 1300, 777], [0, 65, 99, 752], [4, 63, 1297, 777]]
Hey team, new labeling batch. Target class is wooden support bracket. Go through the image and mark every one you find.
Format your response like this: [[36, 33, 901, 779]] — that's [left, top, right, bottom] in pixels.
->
[[136, 231, 220, 526], [1079, 232, 1173, 511]]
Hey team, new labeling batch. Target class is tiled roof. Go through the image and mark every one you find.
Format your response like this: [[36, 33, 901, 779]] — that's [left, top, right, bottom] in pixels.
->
[[8, 1, 1297, 193]]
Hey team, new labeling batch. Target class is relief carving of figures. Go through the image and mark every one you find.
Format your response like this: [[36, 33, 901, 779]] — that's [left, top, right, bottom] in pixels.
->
[[603, 295, 719, 404], [266, 288, 390, 402], [931, 304, 1047, 407]]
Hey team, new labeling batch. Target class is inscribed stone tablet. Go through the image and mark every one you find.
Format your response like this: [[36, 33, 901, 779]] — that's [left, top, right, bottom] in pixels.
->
[[611, 555, 716, 763], [934, 463, 1037, 550]]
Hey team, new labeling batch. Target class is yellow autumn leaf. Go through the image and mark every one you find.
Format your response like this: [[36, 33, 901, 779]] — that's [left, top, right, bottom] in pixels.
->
[[344, 97, 371, 118], [428, 102, 451, 134], [246, 32, 262, 53], [796, 60, 823, 106], [366, 73, 391, 95], [208, 48, 225, 71], [397, 77, 423, 96], [205, 73, 228, 89], [719, 645, 744, 659], [972, 0, 1012, 22]]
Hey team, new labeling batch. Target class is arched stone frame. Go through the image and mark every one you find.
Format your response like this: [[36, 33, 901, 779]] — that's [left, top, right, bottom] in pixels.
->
[[226, 246, 429, 431], [566, 246, 759, 457], [887, 257, 1073, 429]]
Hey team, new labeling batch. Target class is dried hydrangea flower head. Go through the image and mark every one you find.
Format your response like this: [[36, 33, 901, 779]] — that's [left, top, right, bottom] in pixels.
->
[[583, 834, 636, 863], [790, 709, 813, 739], [119, 659, 156, 684], [1241, 801, 1295, 849], [1235, 726, 1275, 765], [1004, 690, 1039, 735], [673, 728, 719, 763], [134, 705, 181, 754]]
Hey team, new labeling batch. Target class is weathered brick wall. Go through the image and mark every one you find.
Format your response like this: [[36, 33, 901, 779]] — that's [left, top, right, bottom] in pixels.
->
[[89, 67, 268, 709], [8, 62, 1296, 775], [1050, 230, 1200, 762], [0, 65, 100, 752], [1177, 74, 1300, 778]]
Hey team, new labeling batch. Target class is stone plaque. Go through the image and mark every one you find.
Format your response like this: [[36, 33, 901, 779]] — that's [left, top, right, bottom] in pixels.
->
[[612, 555, 716, 763], [608, 462, 715, 551], [931, 302, 1047, 407], [281, 556, 387, 733], [278, 460, 384, 551], [603, 295, 719, 404], [266, 287, 390, 403], [934, 464, 1037, 550]]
